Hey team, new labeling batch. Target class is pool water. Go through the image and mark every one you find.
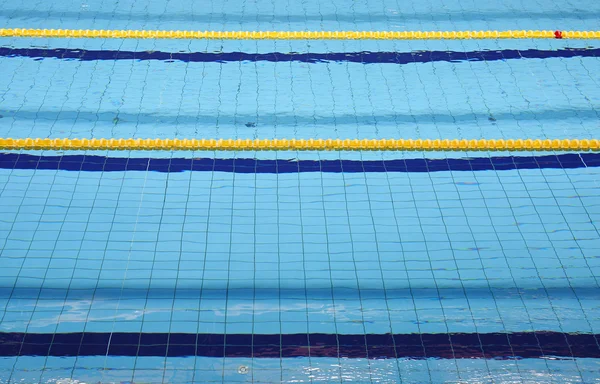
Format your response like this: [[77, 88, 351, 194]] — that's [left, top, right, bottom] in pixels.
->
[[1, 0, 600, 383]]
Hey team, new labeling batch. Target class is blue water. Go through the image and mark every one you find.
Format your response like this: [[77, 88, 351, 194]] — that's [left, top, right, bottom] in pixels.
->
[[1, 0, 600, 382]]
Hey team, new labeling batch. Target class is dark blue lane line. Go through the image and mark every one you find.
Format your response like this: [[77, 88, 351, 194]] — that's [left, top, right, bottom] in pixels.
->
[[0, 332, 598, 359], [0, 153, 596, 173], [0, 47, 598, 64]]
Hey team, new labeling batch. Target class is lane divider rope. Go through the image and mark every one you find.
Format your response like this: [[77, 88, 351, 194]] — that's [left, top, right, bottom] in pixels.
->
[[0, 29, 597, 40], [0, 138, 598, 151]]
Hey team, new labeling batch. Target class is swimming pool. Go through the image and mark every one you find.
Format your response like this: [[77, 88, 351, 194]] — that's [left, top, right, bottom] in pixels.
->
[[0, 0, 599, 382]]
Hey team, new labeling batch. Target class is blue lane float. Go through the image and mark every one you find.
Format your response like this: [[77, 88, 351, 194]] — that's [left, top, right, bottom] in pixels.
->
[[0, 153, 596, 173]]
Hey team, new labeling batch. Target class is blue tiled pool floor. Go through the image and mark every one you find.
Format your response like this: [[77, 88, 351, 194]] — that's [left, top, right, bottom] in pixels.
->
[[1, 155, 599, 382], [1, 0, 600, 382]]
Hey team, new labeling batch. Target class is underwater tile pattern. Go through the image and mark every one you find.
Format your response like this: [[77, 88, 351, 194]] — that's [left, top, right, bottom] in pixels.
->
[[0, 0, 600, 382], [0, 38, 599, 142], [0, 155, 599, 382]]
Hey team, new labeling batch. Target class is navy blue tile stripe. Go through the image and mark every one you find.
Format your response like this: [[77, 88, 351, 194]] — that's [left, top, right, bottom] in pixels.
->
[[0, 47, 598, 65], [0, 153, 596, 173], [0, 332, 598, 359]]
